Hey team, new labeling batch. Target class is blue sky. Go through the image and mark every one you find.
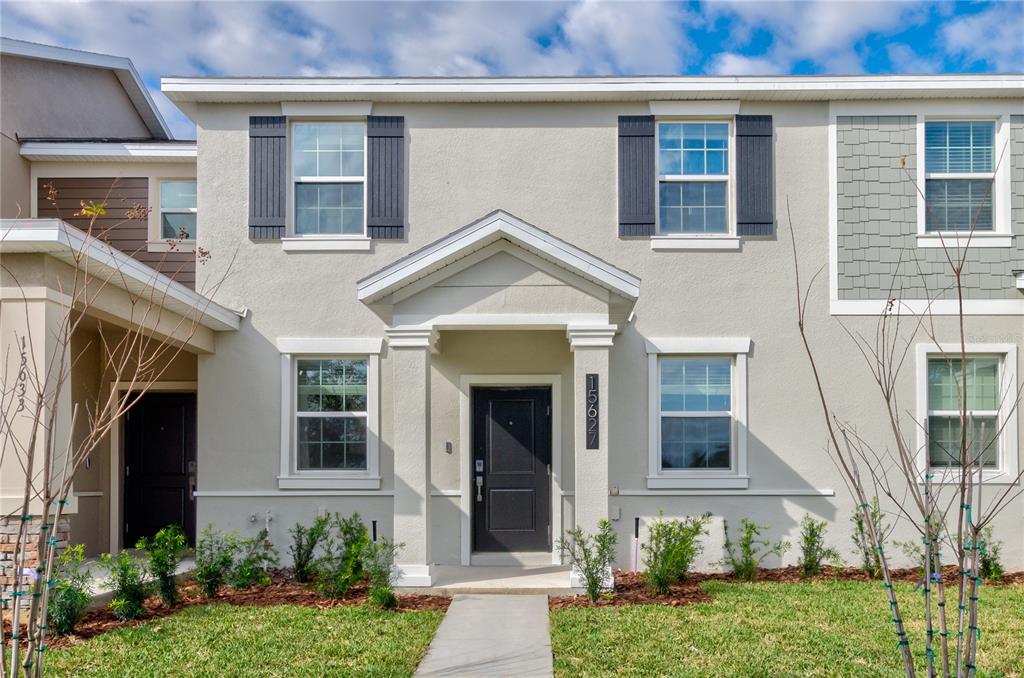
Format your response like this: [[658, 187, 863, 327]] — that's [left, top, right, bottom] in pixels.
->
[[2, 1, 1021, 138]]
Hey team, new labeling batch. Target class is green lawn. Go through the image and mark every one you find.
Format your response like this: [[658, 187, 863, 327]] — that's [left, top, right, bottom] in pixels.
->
[[550, 581, 1024, 678], [46, 604, 444, 678]]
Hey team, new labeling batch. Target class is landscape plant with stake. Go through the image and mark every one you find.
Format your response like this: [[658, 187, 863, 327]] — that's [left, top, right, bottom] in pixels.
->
[[787, 138, 1024, 677], [0, 184, 235, 678]]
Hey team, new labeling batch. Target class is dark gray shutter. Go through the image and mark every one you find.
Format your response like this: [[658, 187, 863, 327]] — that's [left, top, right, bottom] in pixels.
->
[[248, 116, 286, 240], [618, 115, 656, 237], [735, 115, 774, 236], [366, 116, 405, 240]]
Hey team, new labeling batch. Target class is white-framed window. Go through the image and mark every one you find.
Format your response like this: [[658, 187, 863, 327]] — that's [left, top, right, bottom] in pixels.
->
[[916, 343, 1018, 484], [158, 179, 197, 240], [646, 338, 750, 489], [277, 339, 382, 490], [291, 122, 366, 237], [924, 120, 995, 232], [914, 111, 1012, 248], [656, 121, 733, 237]]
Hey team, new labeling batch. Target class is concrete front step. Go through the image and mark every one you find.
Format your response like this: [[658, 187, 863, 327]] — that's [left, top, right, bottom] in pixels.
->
[[397, 565, 581, 596]]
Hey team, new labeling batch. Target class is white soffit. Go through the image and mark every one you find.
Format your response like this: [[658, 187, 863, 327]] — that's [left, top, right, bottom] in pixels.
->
[[162, 74, 1024, 104], [280, 101, 373, 116], [20, 142, 197, 163], [356, 210, 641, 304]]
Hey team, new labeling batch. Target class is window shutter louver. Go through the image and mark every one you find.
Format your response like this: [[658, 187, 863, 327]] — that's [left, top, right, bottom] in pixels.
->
[[248, 116, 287, 240], [735, 115, 774, 236], [366, 115, 405, 240], [618, 115, 656, 237]]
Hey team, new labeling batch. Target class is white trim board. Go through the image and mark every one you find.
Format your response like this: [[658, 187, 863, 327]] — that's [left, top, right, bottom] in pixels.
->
[[20, 142, 196, 162], [458, 374, 563, 566]]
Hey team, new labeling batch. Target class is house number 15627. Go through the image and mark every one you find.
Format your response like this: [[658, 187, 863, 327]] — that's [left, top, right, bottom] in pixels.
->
[[585, 373, 599, 449]]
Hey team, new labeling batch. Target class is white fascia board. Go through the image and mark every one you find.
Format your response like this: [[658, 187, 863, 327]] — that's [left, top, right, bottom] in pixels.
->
[[356, 210, 641, 303], [0, 219, 240, 331], [645, 337, 753, 354], [20, 142, 197, 162], [161, 74, 1024, 104], [831, 299, 1024, 316], [276, 337, 384, 354], [2, 38, 172, 140], [280, 101, 373, 117]]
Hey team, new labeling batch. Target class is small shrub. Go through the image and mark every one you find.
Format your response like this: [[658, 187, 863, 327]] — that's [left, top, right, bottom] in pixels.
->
[[315, 513, 370, 598], [557, 520, 618, 603], [851, 498, 887, 579], [137, 524, 188, 606], [194, 524, 237, 597], [289, 515, 329, 583], [229, 528, 279, 589], [99, 550, 149, 621], [797, 514, 842, 578], [47, 544, 92, 636], [363, 538, 403, 609], [979, 527, 1004, 581], [641, 511, 711, 594], [720, 518, 790, 581]]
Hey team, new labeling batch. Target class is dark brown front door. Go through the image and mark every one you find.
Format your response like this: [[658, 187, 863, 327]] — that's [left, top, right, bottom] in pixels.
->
[[472, 387, 551, 552], [123, 392, 197, 546]]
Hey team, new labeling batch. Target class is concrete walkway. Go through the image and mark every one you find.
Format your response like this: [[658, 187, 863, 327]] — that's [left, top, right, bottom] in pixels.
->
[[416, 594, 553, 678]]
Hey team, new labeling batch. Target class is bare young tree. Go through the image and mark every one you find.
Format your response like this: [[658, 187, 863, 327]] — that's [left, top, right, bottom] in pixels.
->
[[1, 182, 234, 678], [789, 146, 1023, 677]]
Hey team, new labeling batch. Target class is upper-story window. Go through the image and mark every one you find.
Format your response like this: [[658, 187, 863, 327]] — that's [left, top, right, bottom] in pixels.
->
[[657, 122, 730, 235], [292, 122, 365, 236], [924, 121, 994, 232], [159, 180, 197, 240]]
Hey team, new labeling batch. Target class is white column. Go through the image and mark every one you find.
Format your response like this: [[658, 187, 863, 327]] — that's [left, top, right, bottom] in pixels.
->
[[386, 327, 437, 587], [567, 326, 615, 536]]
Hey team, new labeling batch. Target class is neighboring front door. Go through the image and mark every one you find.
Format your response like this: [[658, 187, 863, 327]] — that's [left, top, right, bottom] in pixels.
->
[[123, 392, 197, 546], [472, 387, 551, 552]]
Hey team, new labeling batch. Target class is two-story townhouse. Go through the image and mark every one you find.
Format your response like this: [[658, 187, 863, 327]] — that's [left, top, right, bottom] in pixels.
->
[[2, 42, 1022, 593], [158, 74, 1023, 586]]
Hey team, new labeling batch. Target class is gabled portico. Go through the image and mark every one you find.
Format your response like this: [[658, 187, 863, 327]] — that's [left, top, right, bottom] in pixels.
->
[[358, 211, 639, 586]]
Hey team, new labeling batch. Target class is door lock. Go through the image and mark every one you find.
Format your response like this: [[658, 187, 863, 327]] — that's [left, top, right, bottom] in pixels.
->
[[475, 475, 484, 502]]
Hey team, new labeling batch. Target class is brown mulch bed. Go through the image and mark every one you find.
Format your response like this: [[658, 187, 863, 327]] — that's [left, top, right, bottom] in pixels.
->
[[548, 566, 1024, 609], [5, 569, 449, 650]]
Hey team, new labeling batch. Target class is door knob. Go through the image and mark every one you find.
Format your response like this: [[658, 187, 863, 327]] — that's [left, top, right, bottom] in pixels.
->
[[475, 475, 484, 502]]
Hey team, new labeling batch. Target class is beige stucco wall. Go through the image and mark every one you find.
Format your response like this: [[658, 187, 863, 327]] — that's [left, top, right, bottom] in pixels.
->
[[189, 100, 1024, 569], [0, 55, 150, 141], [1, 133, 31, 218]]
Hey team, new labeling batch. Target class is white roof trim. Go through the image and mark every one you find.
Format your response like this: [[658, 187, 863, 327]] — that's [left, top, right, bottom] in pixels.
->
[[162, 74, 1024, 104], [356, 210, 640, 304], [0, 219, 240, 331], [1, 38, 172, 140], [20, 142, 196, 163]]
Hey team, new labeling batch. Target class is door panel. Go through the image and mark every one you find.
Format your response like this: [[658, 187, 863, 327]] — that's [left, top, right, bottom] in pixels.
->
[[124, 392, 196, 546], [472, 387, 551, 552]]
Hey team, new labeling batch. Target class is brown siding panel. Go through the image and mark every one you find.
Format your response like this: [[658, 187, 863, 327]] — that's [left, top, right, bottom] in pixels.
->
[[36, 177, 196, 288]]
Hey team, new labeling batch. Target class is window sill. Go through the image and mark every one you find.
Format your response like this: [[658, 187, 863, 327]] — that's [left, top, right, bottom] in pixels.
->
[[916, 233, 1013, 249], [281, 237, 372, 252], [277, 475, 381, 490], [147, 240, 196, 253], [922, 470, 1018, 486], [651, 236, 741, 251], [646, 474, 750, 490]]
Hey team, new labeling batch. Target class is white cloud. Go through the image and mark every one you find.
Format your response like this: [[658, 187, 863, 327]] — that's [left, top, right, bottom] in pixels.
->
[[704, 0, 929, 74], [886, 43, 940, 74], [942, 3, 1024, 72], [708, 52, 784, 75]]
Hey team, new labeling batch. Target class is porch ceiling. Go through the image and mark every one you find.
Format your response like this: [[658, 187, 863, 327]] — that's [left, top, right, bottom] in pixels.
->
[[356, 210, 641, 306]]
